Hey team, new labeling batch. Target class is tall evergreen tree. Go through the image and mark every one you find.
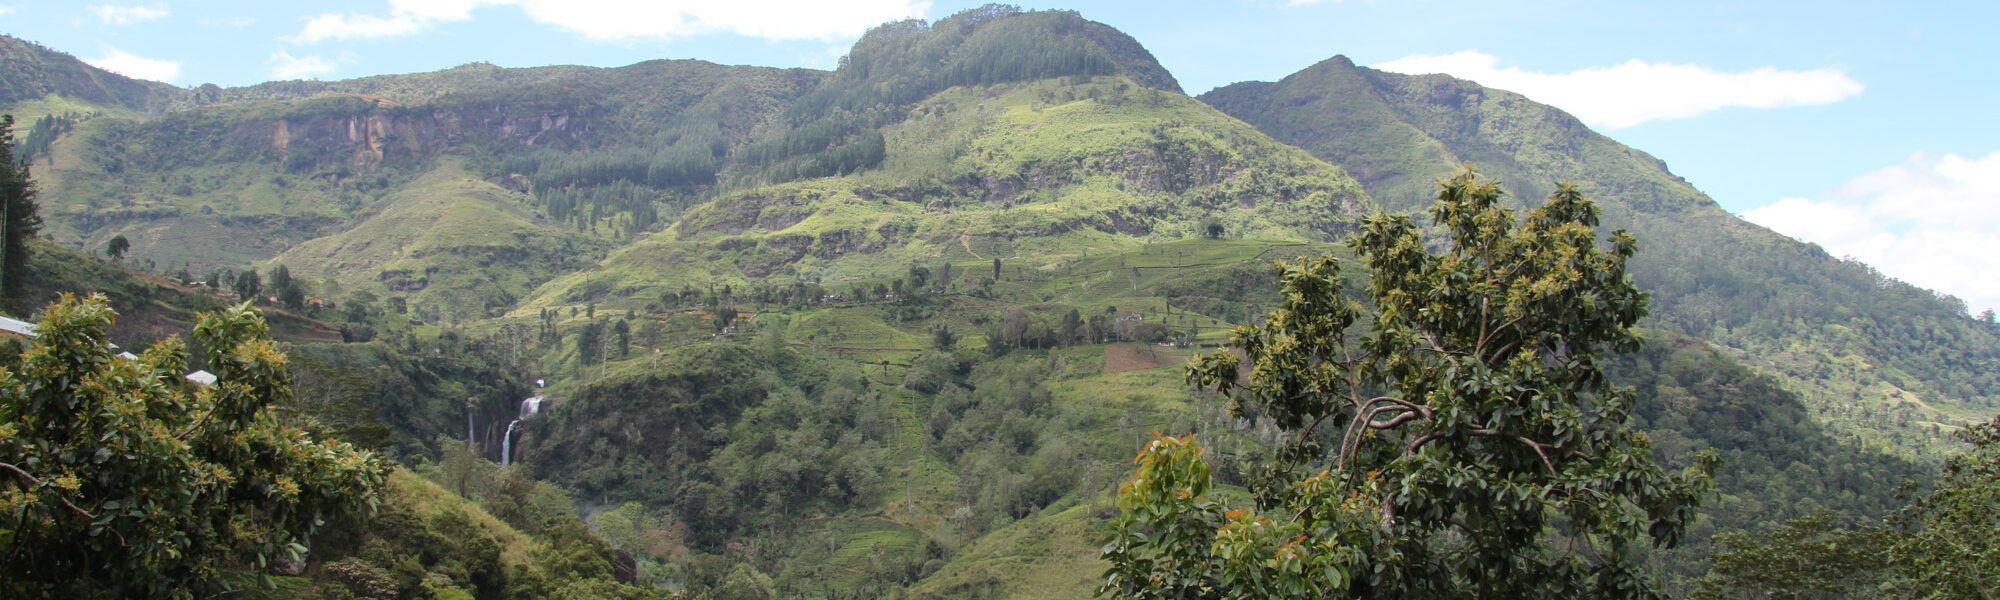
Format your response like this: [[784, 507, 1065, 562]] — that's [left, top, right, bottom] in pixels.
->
[[234, 268, 261, 302], [268, 264, 292, 296], [0, 115, 43, 313]]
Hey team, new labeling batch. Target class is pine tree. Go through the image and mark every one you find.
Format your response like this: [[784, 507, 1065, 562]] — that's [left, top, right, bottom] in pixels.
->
[[0, 115, 43, 313]]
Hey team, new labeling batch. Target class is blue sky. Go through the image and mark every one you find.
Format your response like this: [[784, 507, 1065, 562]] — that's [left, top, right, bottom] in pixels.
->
[[2, 0, 1996, 314]]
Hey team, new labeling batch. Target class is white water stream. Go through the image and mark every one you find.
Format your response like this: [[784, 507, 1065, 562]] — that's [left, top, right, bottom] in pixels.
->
[[501, 394, 544, 467]]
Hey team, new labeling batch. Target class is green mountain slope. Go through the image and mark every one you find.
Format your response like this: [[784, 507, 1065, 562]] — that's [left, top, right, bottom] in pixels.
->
[[2, 7, 1978, 599], [1202, 56, 2000, 457], [0, 34, 183, 115], [10, 236, 338, 347], [515, 75, 1369, 313], [30, 57, 823, 274], [272, 158, 608, 322]]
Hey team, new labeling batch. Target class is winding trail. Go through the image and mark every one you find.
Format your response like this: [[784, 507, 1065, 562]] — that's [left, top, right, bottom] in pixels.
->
[[959, 233, 985, 260]]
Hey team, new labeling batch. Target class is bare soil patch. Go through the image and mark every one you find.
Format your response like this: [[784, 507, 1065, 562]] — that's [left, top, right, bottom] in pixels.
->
[[1104, 343, 1170, 374]]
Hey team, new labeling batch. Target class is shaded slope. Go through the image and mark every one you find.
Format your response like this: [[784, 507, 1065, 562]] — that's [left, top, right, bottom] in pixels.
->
[[1202, 56, 2000, 454]]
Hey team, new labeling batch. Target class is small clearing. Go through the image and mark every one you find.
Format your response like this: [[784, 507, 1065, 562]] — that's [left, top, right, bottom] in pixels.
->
[[1104, 343, 1169, 374]]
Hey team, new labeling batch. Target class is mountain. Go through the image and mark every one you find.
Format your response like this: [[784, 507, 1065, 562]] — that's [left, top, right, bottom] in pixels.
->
[[1202, 56, 2000, 458], [0, 6, 1980, 598], [0, 34, 183, 115], [513, 74, 1369, 313], [272, 158, 610, 322]]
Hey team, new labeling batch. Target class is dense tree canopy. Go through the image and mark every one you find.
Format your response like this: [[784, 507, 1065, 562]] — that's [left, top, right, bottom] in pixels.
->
[[1885, 414, 2000, 598], [0, 294, 385, 598], [1102, 169, 1715, 598]]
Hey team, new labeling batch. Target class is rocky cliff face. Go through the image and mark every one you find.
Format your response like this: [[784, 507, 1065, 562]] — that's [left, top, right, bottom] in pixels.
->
[[235, 100, 597, 173]]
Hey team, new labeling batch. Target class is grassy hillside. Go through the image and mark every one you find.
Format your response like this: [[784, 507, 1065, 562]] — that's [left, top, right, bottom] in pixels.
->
[[0, 34, 182, 115], [514, 75, 1369, 314], [29, 58, 823, 276], [11, 236, 338, 348], [272, 158, 609, 323], [1202, 56, 2000, 459]]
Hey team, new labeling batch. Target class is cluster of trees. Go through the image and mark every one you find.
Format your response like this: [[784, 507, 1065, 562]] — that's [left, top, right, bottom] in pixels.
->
[[652, 262, 973, 316], [792, 5, 1168, 122], [383, 449, 664, 600], [527, 344, 897, 553], [10, 112, 82, 166], [571, 316, 640, 365], [1645, 246, 2000, 411], [1093, 170, 2000, 599], [289, 327, 537, 462], [1614, 340, 1920, 532], [490, 133, 722, 238], [1690, 414, 2000, 599], [747, 130, 886, 182], [735, 114, 875, 171], [1103, 172, 1715, 597], [911, 353, 1100, 533], [981, 305, 1196, 354], [0, 295, 386, 597]]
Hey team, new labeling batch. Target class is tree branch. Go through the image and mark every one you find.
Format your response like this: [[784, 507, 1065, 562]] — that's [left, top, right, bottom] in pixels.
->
[[0, 462, 96, 519], [1335, 398, 1432, 470], [1476, 296, 1491, 356], [1367, 410, 1425, 430], [1404, 431, 1447, 456], [1469, 429, 1559, 475], [175, 404, 219, 440]]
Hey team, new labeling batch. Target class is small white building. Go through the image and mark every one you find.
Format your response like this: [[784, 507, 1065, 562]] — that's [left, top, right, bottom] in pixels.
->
[[0, 315, 36, 338]]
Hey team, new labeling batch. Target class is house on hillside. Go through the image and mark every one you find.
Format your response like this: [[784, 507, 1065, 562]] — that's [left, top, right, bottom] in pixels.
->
[[0, 315, 36, 339], [1, 313, 218, 386]]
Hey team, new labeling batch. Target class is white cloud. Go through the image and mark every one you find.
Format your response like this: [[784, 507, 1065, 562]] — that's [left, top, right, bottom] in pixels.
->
[[1371, 50, 1864, 129], [200, 16, 256, 28], [1744, 152, 2000, 316], [89, 4, 167, 25], [293, 0, 928, 44], [267, 51, 335, 80], [295, 12, 427, 43], [0, 6, 16, 18], [85, 48, 180, 82]]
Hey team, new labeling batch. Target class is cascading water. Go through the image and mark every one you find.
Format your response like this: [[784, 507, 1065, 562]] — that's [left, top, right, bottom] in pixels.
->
[[501, 393, 545, 468]]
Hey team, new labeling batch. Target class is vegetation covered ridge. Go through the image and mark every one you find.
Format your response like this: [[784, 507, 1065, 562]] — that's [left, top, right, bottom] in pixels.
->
[[1202, 54, 2000, 459]]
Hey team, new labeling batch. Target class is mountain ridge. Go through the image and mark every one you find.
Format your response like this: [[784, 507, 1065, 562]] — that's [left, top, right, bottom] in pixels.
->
[[0, 34, 184, 114], [1201, 55, 2000, 457], [0, 8, 1986, 598]]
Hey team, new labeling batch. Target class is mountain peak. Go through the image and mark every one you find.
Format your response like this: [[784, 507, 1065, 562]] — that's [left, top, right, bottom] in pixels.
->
[[821, 5, 1179, 103]]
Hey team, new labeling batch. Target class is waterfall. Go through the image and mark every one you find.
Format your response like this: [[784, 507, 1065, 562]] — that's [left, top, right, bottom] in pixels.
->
[[502, 394, 546, 468], [502, 419, 521, 467]]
